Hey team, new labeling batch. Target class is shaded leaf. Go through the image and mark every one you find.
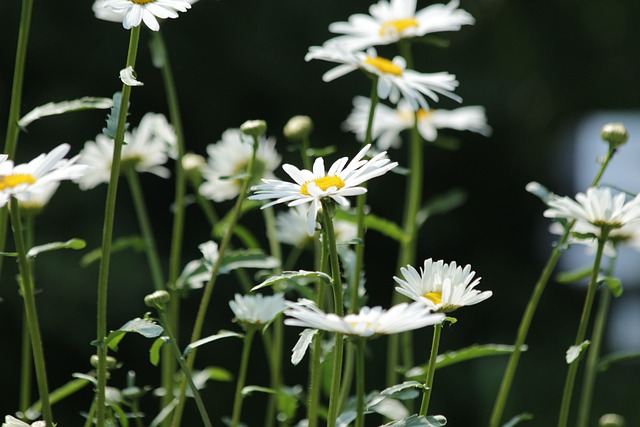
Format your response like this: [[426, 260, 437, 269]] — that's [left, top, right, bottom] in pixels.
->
[[381, 414, 447, 426], [556, 265, 593, 284], [149, 337, 168, 367], [600, 275, 623, 297], [183, 331, 243, 357], [598, 351, 640, 372], [335, 210, 407, 242], [417, 188, 467, 227], [381, 381, 425, 396], [105, 318, 163, 351], [80, 235, 145, 267], [18, 97, 113, 129], [291, 329, 317, 365], [502, 412, 534, 427], [220, 249, 280, 274], [251, 270, 332, 292], [27, 239, 86, 258]]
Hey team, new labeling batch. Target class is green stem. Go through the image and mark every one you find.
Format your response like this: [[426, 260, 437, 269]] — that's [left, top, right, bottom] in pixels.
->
[[170, 133, 260, 427], [488, 146, 616, 427], [338, 342, 355, 412], [83, 398, 97, 427], [230, 327, 256, 427], [299, 134, 313, 171], [355, 338, 366, 427], [19, 213, 35, 416], [419, 322, 443, 416], [0, 0, 34, 286], [156, 310, 213, 427], [95, 25, 141, 427], [557, 228, 610, 427], [126, 168, 166, 290], [576, 257, 615, 427], [151, 30, 189, 424], [321, 200, 346, 427], [9, 200, 53, 426]]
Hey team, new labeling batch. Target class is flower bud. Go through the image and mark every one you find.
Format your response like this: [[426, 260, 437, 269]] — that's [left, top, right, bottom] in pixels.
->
[[144, 290, 171, 310], [182, 153, 206, 173], [601, 122, 628, 148], [240, 120, 267, 137], [599, 413, 625, 427], [283, 115, 313, 141], [90, 354, 118, 370]]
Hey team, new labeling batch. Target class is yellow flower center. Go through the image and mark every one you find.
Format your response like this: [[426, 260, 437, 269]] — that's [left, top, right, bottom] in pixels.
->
[[300, 176, 345, 196], [130, 0, 156, 4], [417, 109, 434, 120], [363, 56, 403, 76], [379, 18, 419, 36], [423, 291, 442, 306], [0, 174, 37, 191]]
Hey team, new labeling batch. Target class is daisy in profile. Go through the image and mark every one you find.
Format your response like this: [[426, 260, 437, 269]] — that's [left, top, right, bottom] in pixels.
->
[[249, 144, 397, 236], [543, 187, 640, 230], [284, 299, 444, 338], [199, 128, 281, 202], [0, 144, 87, 208], [276, 205, 357, 248], [229, 293, 286, 329], [305, 44, 460, 111], [97, 0, 193, 31], [75, 112, 176, 190], [344, 96, 491, 150], [394, 258, 492, 313], [327, 0, 475, 51], [2, 415, 46, 427]]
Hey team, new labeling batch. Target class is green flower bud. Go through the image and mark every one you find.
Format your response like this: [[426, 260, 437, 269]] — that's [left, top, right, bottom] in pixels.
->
[[240, 119, 267, 137], [90, 354, 118, 370], [283, 115, 313, 141], [599, 414, 625, 427], [144, 290, 171, 310], [601, 122, 628, 148]]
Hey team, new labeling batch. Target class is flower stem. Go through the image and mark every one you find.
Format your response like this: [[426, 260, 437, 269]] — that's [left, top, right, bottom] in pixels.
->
[[95, 25, 141, 427], [419, 322, 443, 416], [576, 258, 615, 427], [170, 133, 260, 427], [125, 168, 166, 291], [355, 338, 366, 427], [321, 199, 346, 427], [488, 146, 616, 427], [231, 327, 256, 427], [19, 213, 35, 417], [156, 310, 213, 427], [9, 199, 53, 426], [557, 228, 610, 427], [151, 30, 189, 424]]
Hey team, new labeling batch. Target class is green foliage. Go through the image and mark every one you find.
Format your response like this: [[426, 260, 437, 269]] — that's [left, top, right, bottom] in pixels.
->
[[105, 317, 164, 351], [18, 97, 112, 129], [598, 351, 640, 372], [381, 415, 448, 426], [251, 270, 332, 291], [103, 92, 128, 139], [183, 331, 243, 357], [502, 413, 534, 427], [80, 235, 145, 267]]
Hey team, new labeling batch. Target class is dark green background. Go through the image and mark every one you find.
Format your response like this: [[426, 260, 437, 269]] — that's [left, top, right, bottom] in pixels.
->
[[1, 0, 640, 426]]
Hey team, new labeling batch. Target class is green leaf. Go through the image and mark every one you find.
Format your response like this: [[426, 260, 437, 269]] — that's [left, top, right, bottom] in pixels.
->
[[241, 385, 277, 397], [220, 249, 280, 274], [108, 402, 130, 427], [380, 381, 425, 396], [502, 412, 534, 427], [306, 146, 336, 158], [18, 97, 113, 129], [291, 329, 318, 366], [27, 238, 86, 258], [414, 35, 450, 48], [381, 415, 448, 426], [149, 33, 167, 68], [556, 265, 593, 284], [213, 200, 261, 238], [205, 366, 234, 382], [334, 209, 407, 243], [149, 337, 168, 366], [183, 331, 243, 357], [0, 251, 17, 257], [80, 235, 145, 267], [417, 188, 467, 227], [103, 92, 128, 139], [27, 374, 93, 416], [598, 351, 640, 372], [430, 135, 460, 150], [251, 270, 332, 291], [105, 318, 164, 351], [600, 275, 623, 297], [406, 344, 528, 378]]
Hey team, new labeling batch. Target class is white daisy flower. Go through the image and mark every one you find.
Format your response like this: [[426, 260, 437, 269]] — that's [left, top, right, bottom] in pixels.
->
[[99, 0, 192, 31], [327, 0, 475, 51], [344, 96, 491, 150], [199, 128, 281, 202], [284, 299, 445, 338], [17, 182, 60, 212], [276, 205, 357, 248], [249, 144, 397, 236], [0, 144, 87, 208], [305, 44, 460, 111], [75, 112, 176, 190], [543, 187, 640, 230], [229, 293, 286, 328], [2, 416, 46, 427], [176, 240, 219, 290], [394, 259, 492, 313]]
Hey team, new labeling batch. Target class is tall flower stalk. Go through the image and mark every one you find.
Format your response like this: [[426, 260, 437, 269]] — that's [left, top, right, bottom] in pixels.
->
[[419, 322, 442, 416], [95, 25, 141, 427]]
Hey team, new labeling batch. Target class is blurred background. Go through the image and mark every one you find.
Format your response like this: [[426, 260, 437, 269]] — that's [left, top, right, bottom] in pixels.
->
[[2, 0, 640, 425]]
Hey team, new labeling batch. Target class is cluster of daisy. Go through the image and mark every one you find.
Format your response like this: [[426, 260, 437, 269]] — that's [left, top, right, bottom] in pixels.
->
[[304, 0, 491, 150]]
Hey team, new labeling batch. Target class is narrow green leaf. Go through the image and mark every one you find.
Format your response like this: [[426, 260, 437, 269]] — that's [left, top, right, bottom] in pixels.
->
[[80, 235, 145, 267], [335, 210, 407, 242], [251, 270, 332, 292], [205, 366, 234, 382], [417, 188, 467, 227], [306, 146, 336, 157], [27, 375, 92, 415], [381, 381, 425, 396], [149, 337, 167, 366], [27, 239, 86, 258], [105, 318, 163, 351], [556, 265, 593, 284], [598, 351, 640, 372], [600, 275, 623, 297], [0, 251, 17, 257], [381, 414, 447, 426], [108, 402, 130, 427], [241, 385, 277, 397], [415, 35, 450, 48], [220, 249, 280, 274], [183, 331, 243, 357], [502, 412, 534, 427], [18, 97, 113, 129]]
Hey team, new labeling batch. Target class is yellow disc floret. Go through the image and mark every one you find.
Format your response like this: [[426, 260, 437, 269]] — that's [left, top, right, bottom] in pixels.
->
[[131, 0, 156, 4], [0, 174, 37, 191], [379, 18, 419, 36], [300, 176, 345, 196], [423, 291, 442, 306], [364, 56, 403, 76]]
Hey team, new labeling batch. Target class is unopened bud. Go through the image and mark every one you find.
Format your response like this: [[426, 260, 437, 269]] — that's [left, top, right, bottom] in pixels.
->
[[284, 115, 313, 141], [181, 153, 206, 173], [240, 120, 267, 137], [90, 354, 118, 370], [601, 122, 628, 148], [599, 413, 625, 427], [144, 290, 171, 310]]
